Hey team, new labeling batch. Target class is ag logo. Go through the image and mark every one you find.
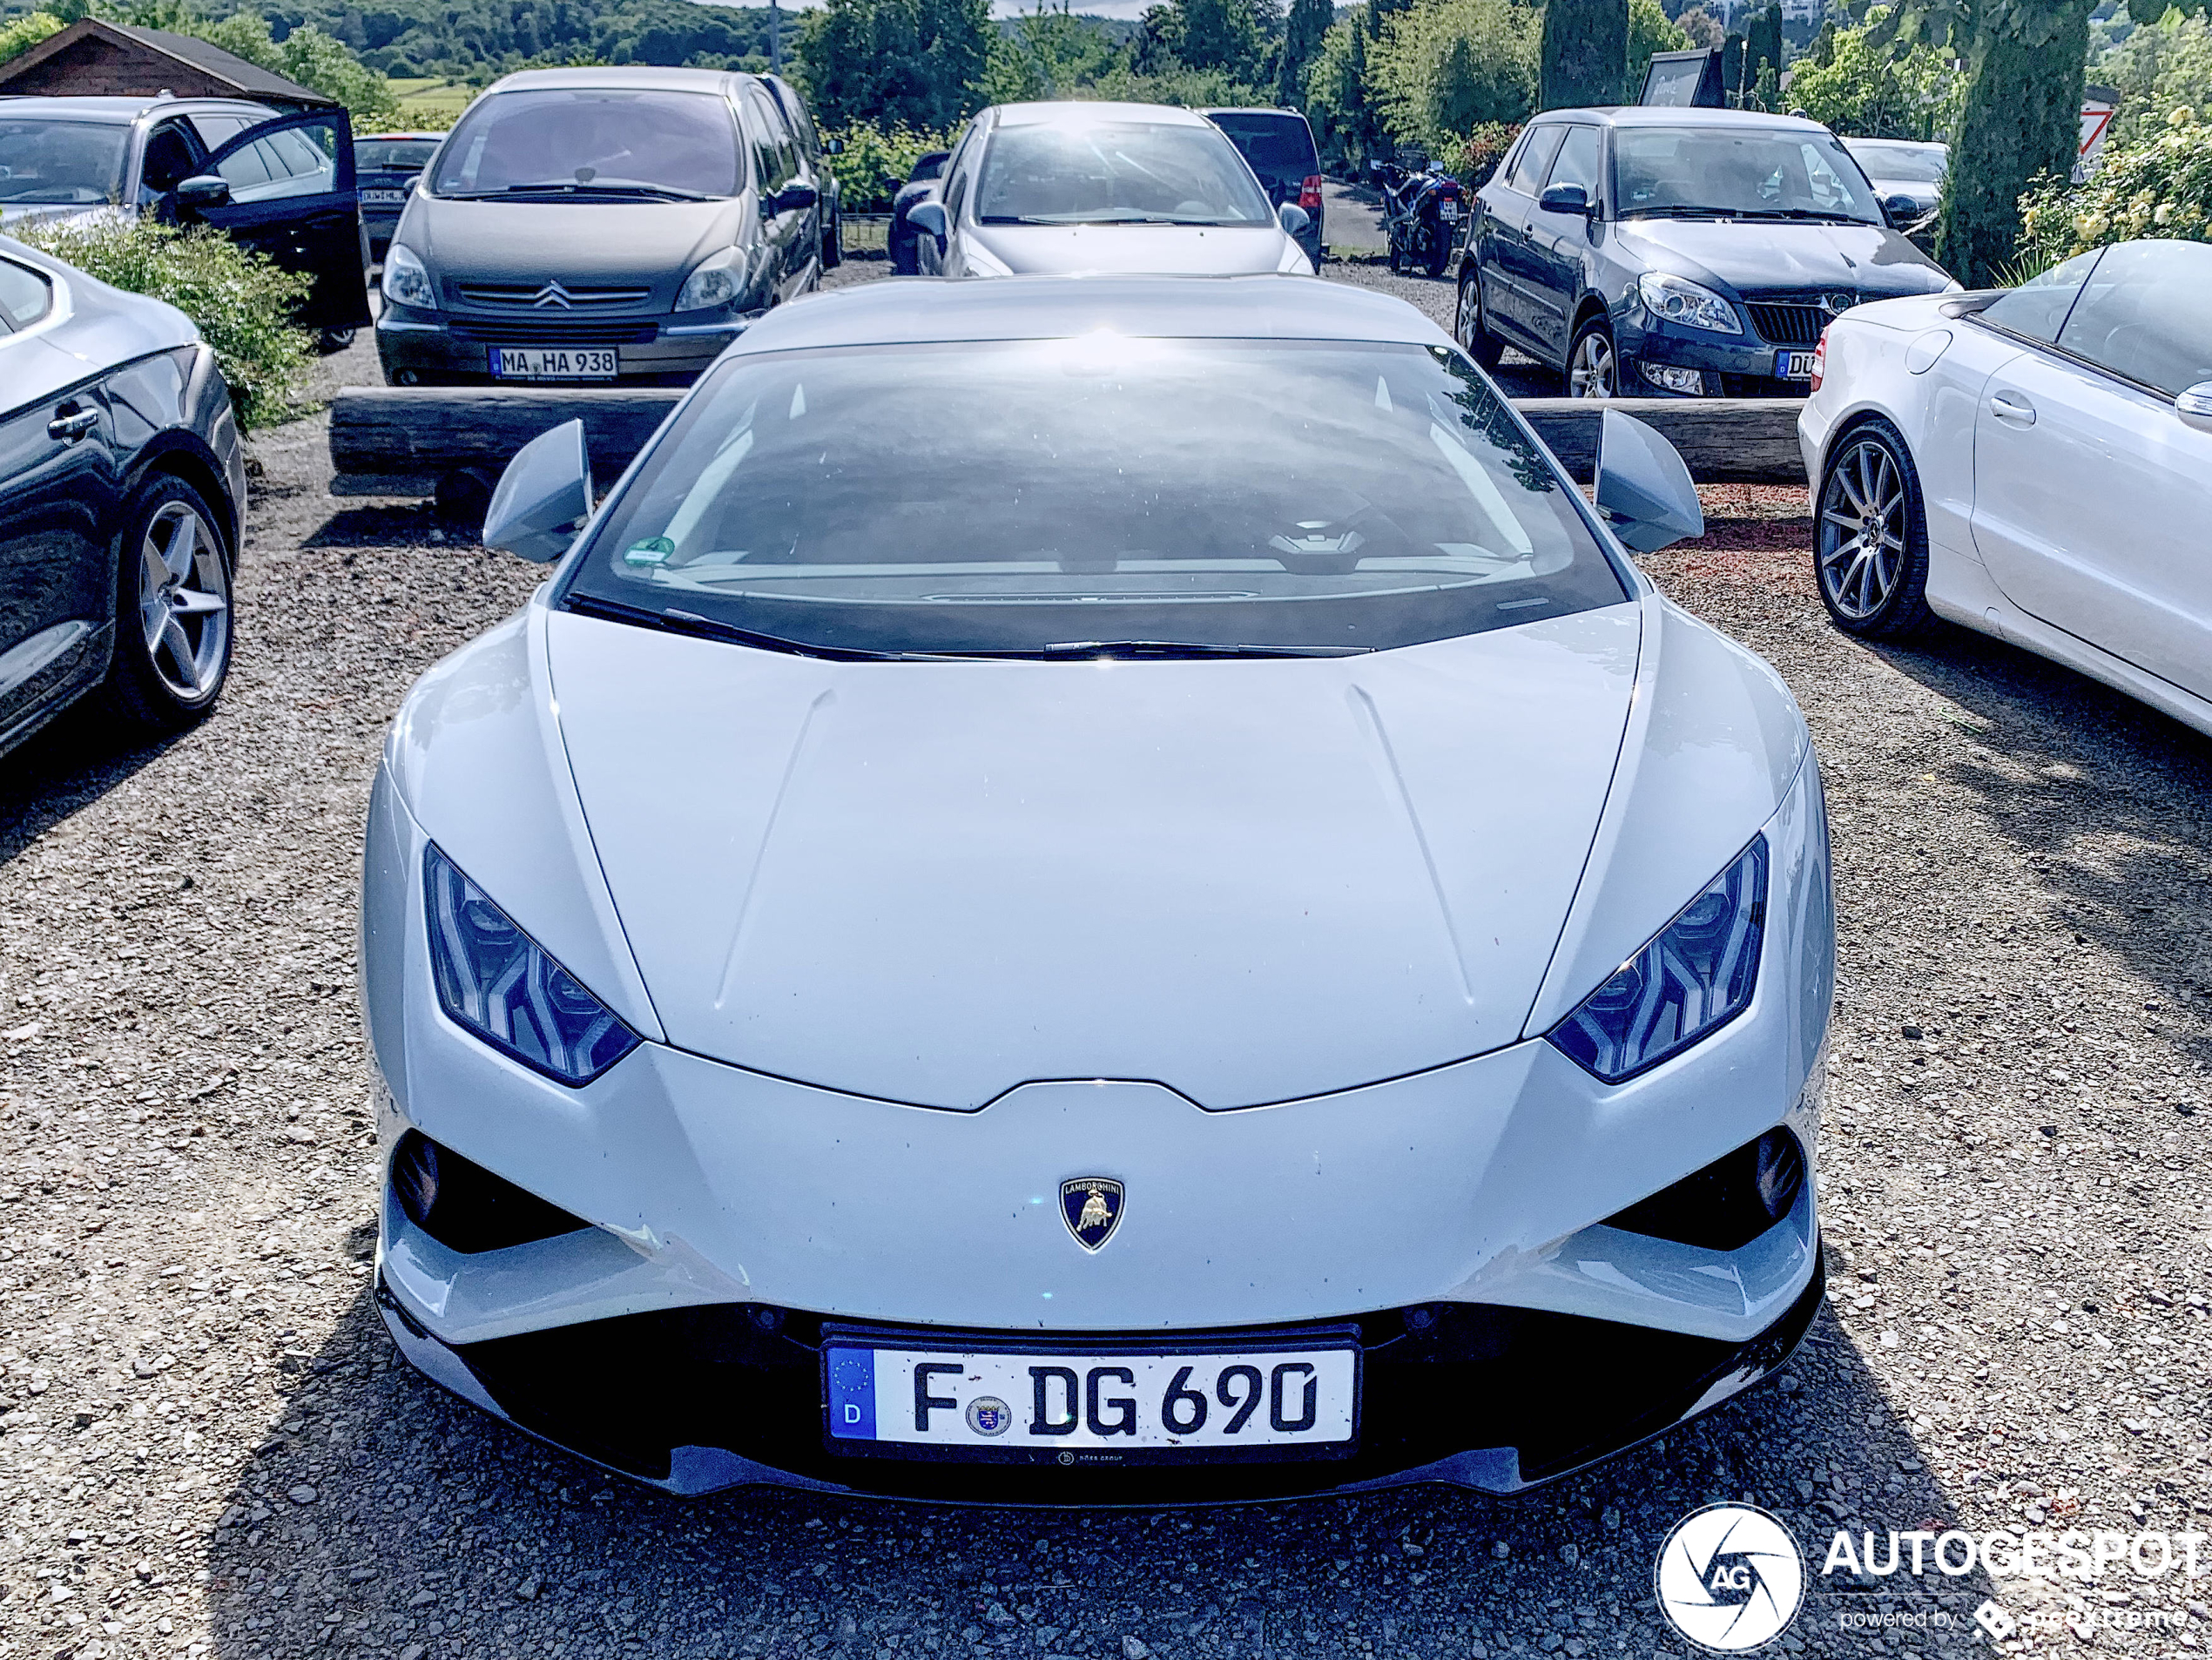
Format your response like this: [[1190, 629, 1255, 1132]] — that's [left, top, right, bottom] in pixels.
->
[[1655, 1504, 1804, 1653]]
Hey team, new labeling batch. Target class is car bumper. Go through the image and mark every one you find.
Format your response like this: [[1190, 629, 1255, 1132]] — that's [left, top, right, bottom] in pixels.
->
[[375, 312, 747, 387], [1615, 315, 1816, 398]]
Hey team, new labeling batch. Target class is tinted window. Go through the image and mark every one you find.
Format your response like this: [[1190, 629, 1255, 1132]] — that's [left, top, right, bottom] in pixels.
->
[[1980, 248, 2098, 345], [0, 118, 128, 205], [769, 81, 820, 158], [2054, 240, 2212, 398], [432, 89, 741, 199], [563, 338, 1626, 657], [0, 256, 53, 331], [214, 120, 338, 203], [1547, 125, 1603, 197], [744, 87, 797, 192], [976, 120, 1272, 226], [1612, 125, 1882, 224], [139, 120, 204, 197], [187, 114, 257, 150], [1502, 125, 1565, 195], [1207, 113, 1318, 182], [357, 138, 441, 172]]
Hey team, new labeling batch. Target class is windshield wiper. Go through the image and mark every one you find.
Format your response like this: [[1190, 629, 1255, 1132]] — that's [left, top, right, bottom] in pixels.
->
[[967, 639, 1366, 660], [445, 180, 711, 201], [563, 593, 914, 661], [1619, 205, 1743, 219], [1730, 207, 1874, 224], [982, 213, 1233, 226]]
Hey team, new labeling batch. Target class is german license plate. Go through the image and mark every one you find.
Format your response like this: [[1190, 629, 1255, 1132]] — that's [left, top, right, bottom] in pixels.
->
[[1775, 348, 1817, 380], [1439, 199, 1461, 220], [824, 1335, 1359, 1462], [490, 347, 618, 381], [361, 187, 408, 205]]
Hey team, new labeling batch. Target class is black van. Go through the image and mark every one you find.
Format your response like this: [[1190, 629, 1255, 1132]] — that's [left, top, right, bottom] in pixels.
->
[[1201, 107, 1323, 267]]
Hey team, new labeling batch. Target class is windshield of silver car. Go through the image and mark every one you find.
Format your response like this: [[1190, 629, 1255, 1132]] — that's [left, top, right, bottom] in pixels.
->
[[559, 338, 1629, 656], [429, 89, 740, 199], [1614, 127, 1883, 224], [0, 119, 127, 206], [977, 122, 1273, 226]]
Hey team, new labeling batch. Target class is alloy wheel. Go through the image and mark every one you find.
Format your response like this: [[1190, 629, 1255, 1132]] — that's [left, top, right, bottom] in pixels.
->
[[1569, 329, 1615, 399], [1455, 279, 1480, 348], [1817, 436, 1908, 620], [136, 499, 230, 702]]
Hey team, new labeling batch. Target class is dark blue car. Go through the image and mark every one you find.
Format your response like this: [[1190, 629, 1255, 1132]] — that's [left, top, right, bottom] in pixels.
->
[[1454, 108, 1955, 397], [354, 131, 443, 262]]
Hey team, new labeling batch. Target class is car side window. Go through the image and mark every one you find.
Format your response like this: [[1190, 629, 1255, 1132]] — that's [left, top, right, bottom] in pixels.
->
[[942, 126, 981, 221], [139, 118, 205, 199], [1502, 126, 1565, 196], [1979, 248, 2099, 346], [1546, 125, 1602, 199], [743, 89, 793, 194], [187, 113, 253, 151], [2053, 240, 2212, 399], [0, 255, 53, 333], [216, 120, 337, 202]]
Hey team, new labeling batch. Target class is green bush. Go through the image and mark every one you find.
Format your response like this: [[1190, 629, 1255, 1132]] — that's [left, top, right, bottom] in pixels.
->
[[0, 10, 64, 64], [1366, 0, 1540, 153], [821, 119, 961, 214], [2094, 7, 2212, 146], [13, 216, 314, 432], [1787, 5, 1965, 140], [2016, 105, 2212, 266]]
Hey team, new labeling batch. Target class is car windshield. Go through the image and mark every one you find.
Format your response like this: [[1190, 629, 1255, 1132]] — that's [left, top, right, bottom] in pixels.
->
[[1614, 126, 1883, 224], [1845, 141, 1946, 184], [977, 121, 1272, 226], [358, 138, 441, 172], [560, 337, 1628, 657], [429, 89, 740, 199], [0, 118, 127, 205]]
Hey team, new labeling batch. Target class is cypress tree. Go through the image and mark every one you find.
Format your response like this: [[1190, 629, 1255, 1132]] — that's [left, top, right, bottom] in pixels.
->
[[1936, 0, 2093, 284], [1540, 0, 1628, 106]]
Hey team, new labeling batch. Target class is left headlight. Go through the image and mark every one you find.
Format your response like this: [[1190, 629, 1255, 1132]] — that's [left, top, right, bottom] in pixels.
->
[[675, 249, 744, 312], [423, 845, 639, 1085], [1636, 271, 1743, 335], [1549, 836, 1768, 1083]]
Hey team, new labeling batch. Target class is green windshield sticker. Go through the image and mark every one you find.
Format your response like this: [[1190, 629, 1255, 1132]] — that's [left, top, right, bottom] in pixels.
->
[[624, 536, 676, 566]]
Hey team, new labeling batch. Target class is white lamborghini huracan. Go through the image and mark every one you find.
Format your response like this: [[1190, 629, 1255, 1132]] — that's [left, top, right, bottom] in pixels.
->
[[361, 275, 1834, 1501]]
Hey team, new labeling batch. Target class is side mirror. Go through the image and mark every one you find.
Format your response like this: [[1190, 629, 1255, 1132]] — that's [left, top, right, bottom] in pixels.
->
[[176, 174, 230, 212], [906, 199, 949, 240], [2179, 382, 2212, 434], [1595, 408, 1703, 552], [1538, 182, 1589, 216], [1278, 202, 1311, 238], [821, 136, 844, 156], [483, 419, 592, 563], [768, 181, 819, 215]]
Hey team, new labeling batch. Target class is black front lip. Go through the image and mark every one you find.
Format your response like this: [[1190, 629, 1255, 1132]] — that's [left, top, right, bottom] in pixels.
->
[[375, 1254, 1826, 1506]]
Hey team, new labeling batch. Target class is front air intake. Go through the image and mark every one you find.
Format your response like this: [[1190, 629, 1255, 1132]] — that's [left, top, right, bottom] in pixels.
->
[[389, 1131, 590, 1255], [1602, 1128, 1804, 1252]]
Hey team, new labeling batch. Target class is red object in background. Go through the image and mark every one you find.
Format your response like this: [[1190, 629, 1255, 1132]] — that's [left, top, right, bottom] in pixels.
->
[[1298, 175, 1323, 213], [1810, 327, 1828, 394]]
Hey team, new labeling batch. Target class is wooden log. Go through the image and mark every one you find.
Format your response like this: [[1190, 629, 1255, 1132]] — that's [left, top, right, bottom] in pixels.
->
[[1514, 397, 1807, 487]]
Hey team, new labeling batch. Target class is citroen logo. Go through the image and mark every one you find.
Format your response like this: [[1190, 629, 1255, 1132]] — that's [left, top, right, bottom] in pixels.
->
[[1060, 1178, 1125, 1252], [530, 280, 575, 310]]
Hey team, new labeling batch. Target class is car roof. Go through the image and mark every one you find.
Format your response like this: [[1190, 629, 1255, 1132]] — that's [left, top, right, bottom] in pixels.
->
[[735, 274, 1447, 354], [0, 95, 274, 125], [1199, 107, 1310, 120], [482, 65, 749, 96], [1540, 105, 1837, 134], [989, 100, 1211, 128]]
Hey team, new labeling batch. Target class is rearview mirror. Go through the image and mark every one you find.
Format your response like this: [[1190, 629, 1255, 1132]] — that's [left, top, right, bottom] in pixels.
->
[[1278, 202, 1311, 238], [2177, 381, 2212, 434], [483, 419, 592, 563], [175, 174, 230, 212], [1595, 408, 1703, 552], [1538, 182, 1588, 216], [906, 199, 949, 240]]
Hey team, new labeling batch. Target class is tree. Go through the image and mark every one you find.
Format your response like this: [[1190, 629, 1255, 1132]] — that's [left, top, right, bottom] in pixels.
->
[[1368, 0, 1540, 145], [2094, 6, 2212, 144], [798, 0, 994, 130], [1278, 0, 1332, 100], [1674, 4, 1723, 47], [1540, 0, 1627, 108], [1305, 8, 1386, 165], [97, 0, 400, 121], [0, 10, 64, 64], [1786, 4, 1962, 137], [1627, 0, 1689, 94], [1934, 0, 2094, 282], [1133, 0, 1273, 84], [1745, 0, 1783, 91]]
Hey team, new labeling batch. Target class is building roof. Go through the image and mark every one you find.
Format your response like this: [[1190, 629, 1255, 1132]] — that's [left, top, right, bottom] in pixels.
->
[[0, 18, 334, 107]]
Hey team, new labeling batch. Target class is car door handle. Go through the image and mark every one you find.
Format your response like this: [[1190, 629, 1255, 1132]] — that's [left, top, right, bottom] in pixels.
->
[[1987, 390, 2036, 426], [47, 408, 98, 442]]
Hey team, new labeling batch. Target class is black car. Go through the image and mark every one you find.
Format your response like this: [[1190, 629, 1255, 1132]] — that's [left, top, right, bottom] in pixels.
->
[[1201, 106, 1325, 267], [0, 95, 374, 352], [0, 233, 245, 759], [1454, 107, 1954, 397], [889, 148, 950, 276], [764, 72, 841, 272], [354, 131, 444, 262]]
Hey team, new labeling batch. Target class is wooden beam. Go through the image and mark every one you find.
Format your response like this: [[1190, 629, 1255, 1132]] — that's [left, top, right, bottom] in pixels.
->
[[1514, 397, 1807, 486]]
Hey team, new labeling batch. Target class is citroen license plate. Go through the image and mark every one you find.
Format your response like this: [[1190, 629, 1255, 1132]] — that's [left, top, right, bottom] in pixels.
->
[[823, 1332, 1359, 1462], [489, 347, 618, 381], [1775, 348, 1817, 380]]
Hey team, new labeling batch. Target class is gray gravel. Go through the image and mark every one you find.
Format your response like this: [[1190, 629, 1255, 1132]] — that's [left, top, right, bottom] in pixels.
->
[[2, 254, 2208, 1660]]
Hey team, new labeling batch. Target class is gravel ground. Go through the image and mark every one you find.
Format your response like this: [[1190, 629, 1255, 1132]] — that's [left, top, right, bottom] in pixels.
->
[[3, 255, 2209, 1660]]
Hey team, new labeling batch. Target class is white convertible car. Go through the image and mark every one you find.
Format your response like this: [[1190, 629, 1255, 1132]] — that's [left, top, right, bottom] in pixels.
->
[[1799, 238, 2212, 737], [361, 275, 1835, 1501]]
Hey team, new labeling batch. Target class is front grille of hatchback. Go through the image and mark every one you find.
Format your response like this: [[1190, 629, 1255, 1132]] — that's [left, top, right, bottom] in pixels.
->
[[452, 280, 654, 311], [1744, 302, 1830, 347], [447, 319, 659, 347]]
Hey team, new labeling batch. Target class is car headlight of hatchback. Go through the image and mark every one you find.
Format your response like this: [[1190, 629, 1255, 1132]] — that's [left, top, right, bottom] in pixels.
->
[[1549, 836, 1767, 1083], [675, 249, 744, 312], [381, 243, 436, 310], [423, 845, 638, 1085], [1636, 271, 1743, 335]]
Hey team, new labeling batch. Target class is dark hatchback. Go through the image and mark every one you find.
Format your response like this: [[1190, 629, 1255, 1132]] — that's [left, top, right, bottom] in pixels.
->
[[354, 131, 443, 261], [1454, 107, 1955, 397], [1201, 107, 1324, 267]]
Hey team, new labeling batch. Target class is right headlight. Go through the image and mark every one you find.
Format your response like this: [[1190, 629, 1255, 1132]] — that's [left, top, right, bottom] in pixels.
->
[[675, 249, 744, 312], [1549, 835, 1768, 1083], [1636, 271, 1743, 335], [423, 845, 638, 1085], [381, 243, 436, 310]]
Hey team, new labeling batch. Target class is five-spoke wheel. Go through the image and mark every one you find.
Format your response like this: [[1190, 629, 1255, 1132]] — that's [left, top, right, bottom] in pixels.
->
[[100, 477, 234, 734], [1568, 320, 1616, 399]]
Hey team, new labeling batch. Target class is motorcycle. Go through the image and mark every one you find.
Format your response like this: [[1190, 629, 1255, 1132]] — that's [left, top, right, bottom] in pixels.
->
[[1369, 155, 1466, 279]]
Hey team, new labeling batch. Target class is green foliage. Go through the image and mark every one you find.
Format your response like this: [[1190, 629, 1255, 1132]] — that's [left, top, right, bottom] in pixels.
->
[[2094, 6, 2212, 143], [2016, 105, 2212, 262], [1786, 3, 1964, 137], [798, 0, 995, 130], [13, 215, 312, 430], [1442, 116, 1520, 179], [821, 118, 958, 212], [1305, 10, 1386, 165], [1628, 0, 1689, 93], [1539, 0, 1627, 107], [0, 9, 64, 61], [1369, 0, 1539, 148], [1132, 0, 1271, 84], [1278, 0, 1331, 99], [981, 0, 1128, 100], [1744, 0, 1782, 82], [91, 0, 400, 120], [1935, 0, 2093, 283], [1674, 5, 1724, 48]]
